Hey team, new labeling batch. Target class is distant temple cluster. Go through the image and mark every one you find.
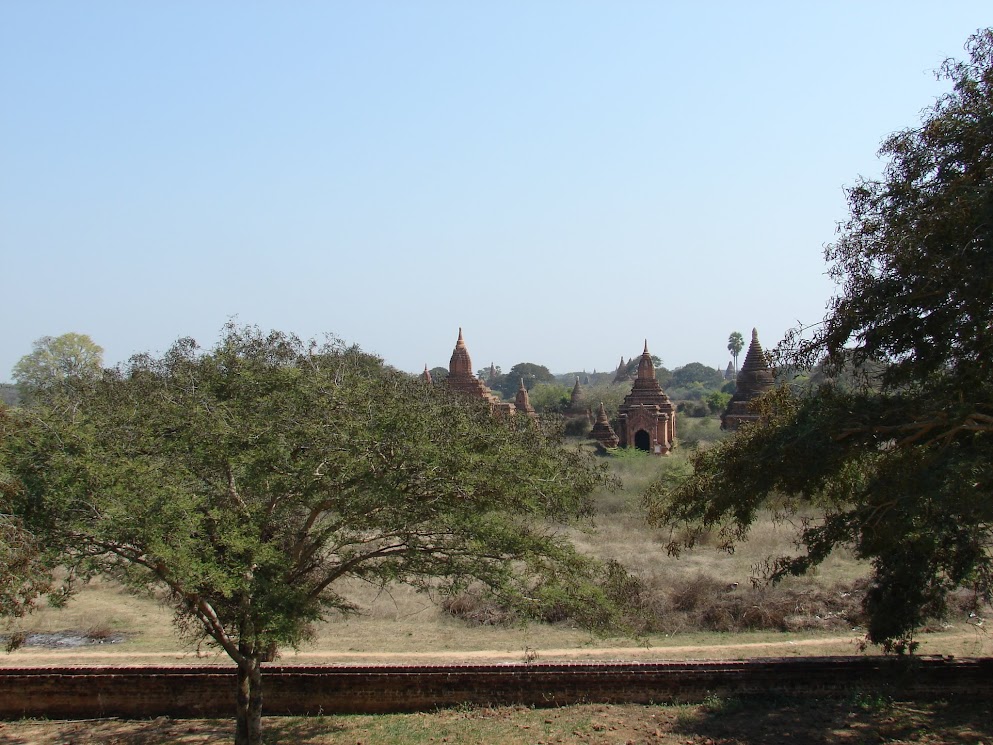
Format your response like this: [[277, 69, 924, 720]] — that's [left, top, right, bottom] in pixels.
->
[[424, 327, 773, 454], [428, 329, 685, 455]]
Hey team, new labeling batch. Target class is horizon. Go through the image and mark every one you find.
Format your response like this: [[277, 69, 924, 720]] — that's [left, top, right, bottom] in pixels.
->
[[3, 4, 990, 382]]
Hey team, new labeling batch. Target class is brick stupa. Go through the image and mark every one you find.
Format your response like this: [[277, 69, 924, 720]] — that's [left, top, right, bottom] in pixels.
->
[[721, 328, 774, 431], [514, 379, 537, 417], [590, 401, 619, 449]]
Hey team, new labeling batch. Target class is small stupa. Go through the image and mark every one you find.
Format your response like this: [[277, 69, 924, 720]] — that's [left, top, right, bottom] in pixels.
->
[[514, 379, 537, 417], [590, 401, 619, 449]]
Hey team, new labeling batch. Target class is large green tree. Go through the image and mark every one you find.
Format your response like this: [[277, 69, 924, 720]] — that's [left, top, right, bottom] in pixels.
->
[[670, 362, 725, 389], [494, 362, 556, 398], [11, 333, 103, 401], [0, 407, 55, 626], [645, 29, 993, 650], [1, 324, 617, 745]]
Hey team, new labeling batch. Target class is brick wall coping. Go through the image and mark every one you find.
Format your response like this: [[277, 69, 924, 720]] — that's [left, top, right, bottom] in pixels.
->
[[0, 654, 985, 675], [2, 656, 990, 718]]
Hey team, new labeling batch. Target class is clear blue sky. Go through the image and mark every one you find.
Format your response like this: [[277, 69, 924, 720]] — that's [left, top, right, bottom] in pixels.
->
[[2, 3, 990, 381]]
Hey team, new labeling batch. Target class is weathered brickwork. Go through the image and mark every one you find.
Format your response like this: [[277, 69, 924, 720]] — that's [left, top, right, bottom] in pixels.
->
[[617, 342, 676, 454], [1, 657, 990, 719], [722, 328, 775, 430]]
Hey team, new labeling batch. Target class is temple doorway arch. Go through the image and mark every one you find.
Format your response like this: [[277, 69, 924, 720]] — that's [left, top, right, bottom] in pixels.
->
[[634, 430, 651, 452]]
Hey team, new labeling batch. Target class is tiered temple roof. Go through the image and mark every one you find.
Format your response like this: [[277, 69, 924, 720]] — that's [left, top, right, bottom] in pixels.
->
[[721, 328, 774, 430]]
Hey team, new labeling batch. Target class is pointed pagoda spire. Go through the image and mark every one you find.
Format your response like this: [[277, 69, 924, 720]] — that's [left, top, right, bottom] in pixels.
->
[[590, 401, 619, 449], [613, 355, 632, 383], [570, 376, 583, 405], [721, 328, 775, 431], [422, 364, 433, 384], [636, 340, 656, 380], [448, 327, 473, 378], [515, 378, 536, 415], [443, 328, 507, 411], [739, 329, 772, 381]]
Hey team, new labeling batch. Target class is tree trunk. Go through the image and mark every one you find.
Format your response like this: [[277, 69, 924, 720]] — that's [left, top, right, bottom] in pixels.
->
[[234, 654, 264, 745]]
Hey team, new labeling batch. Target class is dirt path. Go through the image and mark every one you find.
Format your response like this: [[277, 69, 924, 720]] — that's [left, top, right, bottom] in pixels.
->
[[5, 630, 987, 667], [0, 633, 878, 666]]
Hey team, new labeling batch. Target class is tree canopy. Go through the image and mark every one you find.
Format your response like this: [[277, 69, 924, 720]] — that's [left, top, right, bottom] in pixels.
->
[[1, 324, 618, 744], [11, 333, 103, 401], [670, 362, 725, 389], [493, 362, 556, 398], [0, 407, 56, 627], [645, 29, 993, 651]]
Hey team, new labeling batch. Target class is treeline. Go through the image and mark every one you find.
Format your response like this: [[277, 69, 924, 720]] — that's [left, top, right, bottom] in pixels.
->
[[0, 384, 19, 407]]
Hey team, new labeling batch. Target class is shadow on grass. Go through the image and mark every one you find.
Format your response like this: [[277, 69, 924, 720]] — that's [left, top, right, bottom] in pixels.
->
[[262, 715, 349, 742], [672, 693, 993, 744], [0, 716, 347, 745]]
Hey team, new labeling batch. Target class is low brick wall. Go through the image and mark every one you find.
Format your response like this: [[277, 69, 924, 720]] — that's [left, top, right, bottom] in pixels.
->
[[1, 656, 990, 719]]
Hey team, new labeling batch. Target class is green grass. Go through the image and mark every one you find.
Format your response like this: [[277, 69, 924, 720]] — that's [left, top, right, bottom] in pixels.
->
[[4, 697, 992, 744]]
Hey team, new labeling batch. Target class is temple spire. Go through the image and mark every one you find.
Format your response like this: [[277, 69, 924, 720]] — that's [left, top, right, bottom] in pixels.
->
[[422, 364, 433, 384], [721, 328, 775, 430], [515, 378, 536, 416], [449, 327, 473, 377], [637, 341, 656, 380]]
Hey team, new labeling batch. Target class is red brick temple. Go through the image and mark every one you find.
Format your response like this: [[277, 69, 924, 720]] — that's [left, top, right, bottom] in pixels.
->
[[443, 329, 515, 416], [616, 341, 676, 454]]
